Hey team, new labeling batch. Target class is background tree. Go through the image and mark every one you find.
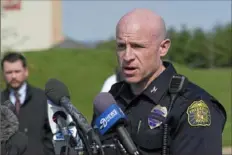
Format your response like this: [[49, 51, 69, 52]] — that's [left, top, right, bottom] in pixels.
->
[[95, 22, 232, 68]]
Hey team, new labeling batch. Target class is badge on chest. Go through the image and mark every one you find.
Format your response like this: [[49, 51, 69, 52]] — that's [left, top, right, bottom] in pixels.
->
[[148, 105, 168, 129]]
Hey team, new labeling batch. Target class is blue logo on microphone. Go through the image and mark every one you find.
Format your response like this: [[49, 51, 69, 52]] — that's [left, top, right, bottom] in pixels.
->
[[55, 129, 73, 140], [95, 104, 125, 135]]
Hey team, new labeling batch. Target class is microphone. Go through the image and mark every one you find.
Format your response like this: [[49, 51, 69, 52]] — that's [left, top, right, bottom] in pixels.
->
[[53, 111, 70, 141], [93, 92, 140, 155], [45, 78, 104, 155], [47, 100, 83, 155], [0, 100, 19, 142], [1, 100, 15, 113], [1, 100, 28, 155], [53, 111, 78, 155]]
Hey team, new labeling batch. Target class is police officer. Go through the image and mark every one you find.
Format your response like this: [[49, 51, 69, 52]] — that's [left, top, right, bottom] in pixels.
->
[[91, 8, 226, 155]]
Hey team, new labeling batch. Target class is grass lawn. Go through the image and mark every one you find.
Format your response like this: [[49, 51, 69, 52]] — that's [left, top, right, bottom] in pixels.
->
[[6, 48, 231, 146]]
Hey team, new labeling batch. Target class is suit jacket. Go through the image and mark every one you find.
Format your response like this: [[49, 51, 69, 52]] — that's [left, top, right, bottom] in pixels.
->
[[1, 131, 28, 155], [1, 83, 55, 155]]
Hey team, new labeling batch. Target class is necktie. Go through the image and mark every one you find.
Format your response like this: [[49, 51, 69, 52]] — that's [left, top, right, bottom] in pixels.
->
[[14, 91, 21, 115]]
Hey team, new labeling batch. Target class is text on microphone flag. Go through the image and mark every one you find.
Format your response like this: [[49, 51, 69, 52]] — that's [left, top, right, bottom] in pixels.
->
[[95, 104, 126, 135]]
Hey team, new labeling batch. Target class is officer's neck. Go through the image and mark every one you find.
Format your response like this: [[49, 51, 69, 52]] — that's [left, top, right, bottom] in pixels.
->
[[130, 65, 165, 95]]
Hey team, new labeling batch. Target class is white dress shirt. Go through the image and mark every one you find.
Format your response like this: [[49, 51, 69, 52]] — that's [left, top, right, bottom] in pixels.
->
[[101, 74, 117, 92], [9, 82, 27, 105]]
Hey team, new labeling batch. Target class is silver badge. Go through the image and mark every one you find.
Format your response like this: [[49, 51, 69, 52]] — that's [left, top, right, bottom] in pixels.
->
[[148, 105, 167, 129]]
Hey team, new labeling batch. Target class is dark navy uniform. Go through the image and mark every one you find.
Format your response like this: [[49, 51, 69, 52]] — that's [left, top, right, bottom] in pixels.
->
[[91, 61, 226, 155]]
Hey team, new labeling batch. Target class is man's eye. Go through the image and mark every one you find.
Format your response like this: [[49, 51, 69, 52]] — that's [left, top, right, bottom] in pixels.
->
[[6, 71, 12, 74], [15, 70, 21, 73], [131, 44, 144, 48], [117, 44, 125, 49]]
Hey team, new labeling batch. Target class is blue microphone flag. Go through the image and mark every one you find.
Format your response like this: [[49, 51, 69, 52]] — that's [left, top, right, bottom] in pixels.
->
[[95, 104, 126, 135]]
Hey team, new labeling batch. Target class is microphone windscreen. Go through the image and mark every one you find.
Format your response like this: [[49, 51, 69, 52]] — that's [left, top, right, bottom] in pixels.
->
[[45, 78, 70, 105], [93, 92, 116, 114], [0, 103, 19, 141], [2, 100, 15, 112]]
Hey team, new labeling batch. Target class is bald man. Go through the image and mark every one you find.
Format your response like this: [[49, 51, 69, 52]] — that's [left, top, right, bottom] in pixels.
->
[[91, 9, 226, 155]]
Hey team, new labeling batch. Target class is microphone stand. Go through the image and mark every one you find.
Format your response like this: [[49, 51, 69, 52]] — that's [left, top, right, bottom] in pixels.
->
[[73, 139, 135, 155], [74, 143, 116, 154], [75, 125, 94, 155], [113, 138, 128, 155], [65, 123, 139, 155]]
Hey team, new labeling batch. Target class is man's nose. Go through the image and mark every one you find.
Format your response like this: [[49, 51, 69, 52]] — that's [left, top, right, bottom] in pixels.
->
[[123, 47, 135, 62], [11, 72, 17, 78]]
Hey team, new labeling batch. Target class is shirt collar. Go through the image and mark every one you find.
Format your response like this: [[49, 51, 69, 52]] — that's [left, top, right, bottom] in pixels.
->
[[117, 61, 177, 104], [143, 61, 176, 104]]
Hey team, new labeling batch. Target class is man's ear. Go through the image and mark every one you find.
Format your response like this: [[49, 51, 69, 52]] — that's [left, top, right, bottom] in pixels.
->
[[25, 67, 29, 78], [159, 39, 171, 57]]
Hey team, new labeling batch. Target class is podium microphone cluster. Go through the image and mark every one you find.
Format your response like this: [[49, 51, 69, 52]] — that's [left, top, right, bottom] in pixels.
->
[[45, 78, 104, 155], [93, 92, 140, 155]]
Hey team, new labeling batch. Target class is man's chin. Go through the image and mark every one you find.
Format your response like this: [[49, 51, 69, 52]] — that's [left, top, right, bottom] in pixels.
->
[[125, 77, 141, 84], [9, 83, 21, 90]]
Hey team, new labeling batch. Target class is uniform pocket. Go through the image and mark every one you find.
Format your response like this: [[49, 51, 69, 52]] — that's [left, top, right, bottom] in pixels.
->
[[132, 127, 164, 150]]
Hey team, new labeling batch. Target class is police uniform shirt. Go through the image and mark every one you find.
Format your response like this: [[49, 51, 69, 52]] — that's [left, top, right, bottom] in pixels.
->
[[104, 61, 226, 155]]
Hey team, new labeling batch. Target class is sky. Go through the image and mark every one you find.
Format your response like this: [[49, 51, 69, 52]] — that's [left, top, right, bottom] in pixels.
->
[[62, 1, 231, 42]]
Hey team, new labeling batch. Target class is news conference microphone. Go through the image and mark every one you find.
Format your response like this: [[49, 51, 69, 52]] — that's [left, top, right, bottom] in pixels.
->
[[1, 100, 15, 113], [45, 78, 104, 155], [53, 111, 70, 141], [94, 92, 140, 155], [47, 100, 83, 155], [1, 100, 28, 155], [53, 111, 80, 155], [0, 100, 19, 142]]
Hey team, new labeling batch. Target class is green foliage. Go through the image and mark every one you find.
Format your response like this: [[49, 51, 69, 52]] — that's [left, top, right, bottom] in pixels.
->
[[167, 23, 232, 68], [96, 39, 116, 51], [10, 48, 229, 146], [96, 22, 232, 68]]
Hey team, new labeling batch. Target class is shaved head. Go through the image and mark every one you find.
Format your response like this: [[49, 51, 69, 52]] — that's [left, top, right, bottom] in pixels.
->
[[115, 8, 171, 94], [116, 8, 167, 41]]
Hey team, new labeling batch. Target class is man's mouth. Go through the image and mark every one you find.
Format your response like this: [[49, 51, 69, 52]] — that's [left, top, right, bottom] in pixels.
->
[[11, 80, 18, 83], [123, 66, 137, 75], [124, 66, 137, 70]]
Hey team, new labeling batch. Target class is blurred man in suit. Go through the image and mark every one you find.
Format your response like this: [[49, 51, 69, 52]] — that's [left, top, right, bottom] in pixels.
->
[[1, 52, 55, 155]]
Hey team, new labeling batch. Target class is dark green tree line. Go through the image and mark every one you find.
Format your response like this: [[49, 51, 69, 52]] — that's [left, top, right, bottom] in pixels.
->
[[96, 22, 231, 68]]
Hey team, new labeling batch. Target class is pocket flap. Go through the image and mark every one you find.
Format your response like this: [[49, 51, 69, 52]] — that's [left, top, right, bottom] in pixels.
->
[[132, 128, 163, 150]]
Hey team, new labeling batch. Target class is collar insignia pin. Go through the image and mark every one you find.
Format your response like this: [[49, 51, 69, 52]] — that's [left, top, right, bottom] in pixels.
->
[[151, 86, 158, 93]]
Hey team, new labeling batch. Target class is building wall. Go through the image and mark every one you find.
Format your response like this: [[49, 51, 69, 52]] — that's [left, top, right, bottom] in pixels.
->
[[1, 0, 63, 52], [52, 0, 64, 45]]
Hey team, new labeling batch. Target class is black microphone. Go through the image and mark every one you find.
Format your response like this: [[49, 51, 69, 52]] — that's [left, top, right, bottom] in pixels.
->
[[53, 111, 70, 141], [45, 78, 104, 155], [93, 92, 139, 155], [53, 111, 74, 155]]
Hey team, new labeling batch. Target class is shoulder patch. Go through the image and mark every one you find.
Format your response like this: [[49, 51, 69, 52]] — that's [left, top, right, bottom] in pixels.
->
[[187, 100, 211, 127]]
